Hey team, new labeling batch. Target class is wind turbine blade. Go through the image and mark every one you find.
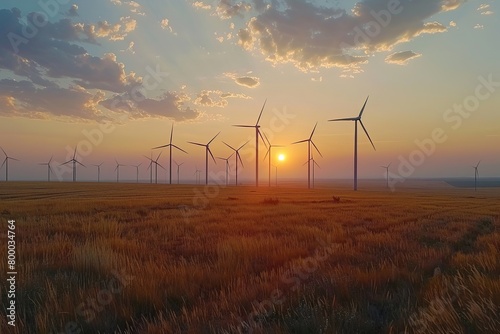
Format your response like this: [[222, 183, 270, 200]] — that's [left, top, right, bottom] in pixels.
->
[[263, 132, 271, 147], [476, 161, 481, 168], [207, 147, 217, 163], [310, 122, 318, 140], [291, 139, 308, 145], [156, 151, 163, 161], [233, 125, 255, 128], [172, 144, 188, 154], [60, 160, 72, 166], [358, 96, 369, 118], [1, 159, 6, 169], [152, 144, 169, 150], [387, 162, 391, 168], [314, 161, 321, 168], [208, 131, 221, 145], [256, 99, 267, 125], [73, 147, 77, 159], [0, 147, 6, 157], [237, 152, 244, 167], [328, 117, 357, 122], [257, 129, 268, 149], [223, 142, 236, 151], [311, 140, 323, 158], [10, 158, 20, 161], [157, 162, 166, 170], [170, 123, 174, 144], [359, 120, 376, 151], [263, 147, 270, 160], [188, 141, 205, 147], [49, 156, 53, 164]]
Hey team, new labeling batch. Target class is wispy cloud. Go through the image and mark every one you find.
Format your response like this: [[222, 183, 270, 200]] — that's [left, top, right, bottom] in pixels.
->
[[385, 51, 422, 65]]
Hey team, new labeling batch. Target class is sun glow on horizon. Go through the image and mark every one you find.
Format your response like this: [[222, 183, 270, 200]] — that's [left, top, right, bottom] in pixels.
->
[[278, 154, 285, 161]]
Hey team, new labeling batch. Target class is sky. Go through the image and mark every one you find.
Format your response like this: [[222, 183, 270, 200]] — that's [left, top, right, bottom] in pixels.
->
[[0, 0, 498, 184]]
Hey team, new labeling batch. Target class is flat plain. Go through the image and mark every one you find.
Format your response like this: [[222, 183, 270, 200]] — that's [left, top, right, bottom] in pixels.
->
[[0, 182, 499, 333]]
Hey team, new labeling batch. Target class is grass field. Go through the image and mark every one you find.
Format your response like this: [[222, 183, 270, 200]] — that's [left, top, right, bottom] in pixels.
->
[[1, 182, 499, 333]]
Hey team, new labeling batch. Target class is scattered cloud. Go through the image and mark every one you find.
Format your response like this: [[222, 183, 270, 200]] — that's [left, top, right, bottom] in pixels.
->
[[74, 16, 137, 42], [224, 72, 260, 88], [230, 0, 465, 72], [160, 18, 175, 34], [194, 90, 251, 107], [192, 1, 212, 10], [385, 51, 422, 65], [67, 4, 79, 17], [449, 21, 457, 27], [110, 0, 145, 16], [100, 91, 200, 121], [474, 24, 484, 29]]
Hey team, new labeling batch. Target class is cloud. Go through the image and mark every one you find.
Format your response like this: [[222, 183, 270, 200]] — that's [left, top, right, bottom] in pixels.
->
[[474, 24, 484, 29], [0, 9, 141, 93], [194, 90, 251, 107], [110, 0, 145, 16], [100, 91, 200, 121], [385, 51, 422, 65], [67, 4, 79, 17], [160, 19, 176, 34], [449, 21, 457, 27], [75, 16, 137, 42], [0, 79, 109, 121], [216, 0, 251, 19], [224, 72, 260, 88], [192, 1, 212, 10], [231, 0, 465, 72]]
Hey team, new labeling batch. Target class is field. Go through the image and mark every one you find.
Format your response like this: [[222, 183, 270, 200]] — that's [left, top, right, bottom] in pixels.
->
[[1, 182, 499, 333]]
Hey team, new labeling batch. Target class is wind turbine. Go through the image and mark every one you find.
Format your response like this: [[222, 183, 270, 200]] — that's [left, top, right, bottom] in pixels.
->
[[381, 163, 391, 189], [115, 159, 127, 183], [272, 164, 278, 187], [39, 156, 53, 182], [188, 132, 220, 185], [92, 162, 104, 183], [173, 160, 184, 184], [233, 100, 268, 187], [263, 133, 284, 187], [328, 96, 376, 191], [194, 165, 202, 184], [153, 123, 188, 185], [473, 161, 480, 191], [291, 122, 323, 189], [132, 163, 141, 183], [0, 147, 20, 182], [61, 147, 85, 182], [303, 151, 321, 189], [217, 153, 234, 186], [223, 140, 249, 186], [144, 152, 164, 184]]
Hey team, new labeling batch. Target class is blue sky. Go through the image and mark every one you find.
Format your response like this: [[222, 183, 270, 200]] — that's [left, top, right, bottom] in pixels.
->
[[0, 0, 498, 183]]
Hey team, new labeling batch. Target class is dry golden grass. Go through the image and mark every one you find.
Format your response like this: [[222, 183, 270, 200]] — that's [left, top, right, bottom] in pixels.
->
[[0, 181, 499, 333]]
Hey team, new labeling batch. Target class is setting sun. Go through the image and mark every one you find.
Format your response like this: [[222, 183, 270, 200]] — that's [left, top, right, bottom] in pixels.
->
[[278, 154, 285, 161]]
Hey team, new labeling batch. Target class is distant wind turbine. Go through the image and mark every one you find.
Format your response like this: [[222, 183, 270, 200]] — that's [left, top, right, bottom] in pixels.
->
[[263, 133, 284, 187], [217, 153, 234, 186], [39, 156, 53, 182], [303, 152, 320, 189], [132, 163, 141, 183], [188, 132, 220, 185], [1, 147, 20, 182], [173, 160, 184, 184], [194, 165, 202, 184], [473, 161, 480, 191], [92, 162, 104, 183], [291, 122, 322, 189], [381, 163, 391, 189], [144, 152, 164, 184], [233, 100, 268, 187], [223, 140, 249, 186], [153, 123, 188, 185], [115, 159, 127, 183], [328, 96, 376, 191], [61, 147, 84, 182]]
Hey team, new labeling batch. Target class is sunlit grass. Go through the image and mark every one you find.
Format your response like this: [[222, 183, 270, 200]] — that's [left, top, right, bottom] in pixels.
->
[[0, 182, 498, 333]]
